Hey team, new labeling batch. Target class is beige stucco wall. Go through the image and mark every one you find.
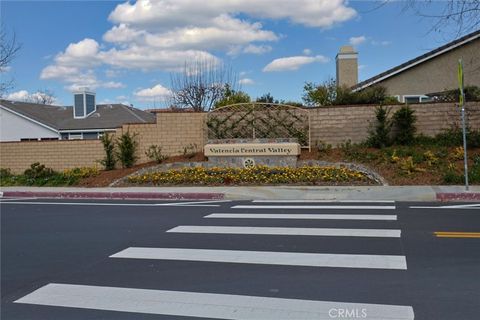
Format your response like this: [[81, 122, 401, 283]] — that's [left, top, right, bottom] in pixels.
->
[[374, 39, 480, 97], [2, 103, 480, 173], [337, 58, 358, 88]]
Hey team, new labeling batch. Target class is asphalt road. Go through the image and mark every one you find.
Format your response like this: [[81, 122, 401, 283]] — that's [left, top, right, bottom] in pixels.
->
[[1, 199, 479, 320]]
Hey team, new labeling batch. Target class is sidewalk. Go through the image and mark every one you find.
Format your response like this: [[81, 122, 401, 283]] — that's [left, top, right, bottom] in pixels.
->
[[2, 185, 480, 201]]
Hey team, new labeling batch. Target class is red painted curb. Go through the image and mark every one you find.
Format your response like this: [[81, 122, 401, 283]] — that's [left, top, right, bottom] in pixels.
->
[[436, 192, 480, 202], [1, 191, 224, 200]]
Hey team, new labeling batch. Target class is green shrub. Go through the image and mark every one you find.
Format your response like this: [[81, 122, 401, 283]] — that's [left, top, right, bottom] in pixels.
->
[[302, 79, 397, 107], [182, 143, 198, 159], [116, 131, 138, 168], [366, 106, 392, 148], [100, 133, 116, 170], [145, 145, 168, 164], [0, 168, 12, 179], [392, 106, 416, 145], [315, 140, 332, 155], [443, 169, 463, 184], [422, 126, 480, 148], [24, 162, 55, 180]]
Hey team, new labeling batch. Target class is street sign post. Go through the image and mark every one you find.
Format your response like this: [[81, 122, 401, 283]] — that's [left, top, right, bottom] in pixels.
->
[[458, 59, 469, 191]]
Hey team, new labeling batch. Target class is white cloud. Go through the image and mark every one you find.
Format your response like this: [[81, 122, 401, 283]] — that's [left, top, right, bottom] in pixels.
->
[[263, 55, 329, 72], [6, 90, 30, 101], [243, 44, 272, 55], [303, 48, 312, 55], [109, 0, 356, 29], [349, 36, 366, 46], [134, 84, 172, 102], [40, 1, 357, 91], [144, 15, 277, 51], [55, 38, 101, 67], [239, 78, 255, 85], [103, 24, 145, 44], [6, 90, 58, 105]]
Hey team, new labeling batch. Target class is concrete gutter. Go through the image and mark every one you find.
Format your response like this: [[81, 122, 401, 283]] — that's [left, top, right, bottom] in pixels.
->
[[1, 186, 480, 201]]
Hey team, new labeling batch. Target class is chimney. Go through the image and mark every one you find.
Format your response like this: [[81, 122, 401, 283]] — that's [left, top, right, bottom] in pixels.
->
[[336, 46, 358, 88], [73, 88, 96, 119]]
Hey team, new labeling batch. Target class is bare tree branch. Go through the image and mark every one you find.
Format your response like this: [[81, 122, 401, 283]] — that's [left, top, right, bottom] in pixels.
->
[[403, 0, 480, 37], [0, 25, 21, 97], [169, 58, 238, 111], [29, 89, 56, 105]]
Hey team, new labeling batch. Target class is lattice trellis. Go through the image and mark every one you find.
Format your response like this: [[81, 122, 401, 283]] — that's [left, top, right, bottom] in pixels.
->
[[207, 103, 311, 149]]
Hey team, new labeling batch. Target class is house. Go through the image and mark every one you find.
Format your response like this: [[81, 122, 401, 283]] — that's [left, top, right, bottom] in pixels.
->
[[336, 29, 480, 103], [0, 90, 155, 142]]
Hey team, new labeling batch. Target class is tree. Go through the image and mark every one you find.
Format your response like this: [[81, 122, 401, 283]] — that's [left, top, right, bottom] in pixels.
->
[[0, 25, 21, 96], [169, 59, 238, 111], [214, 84, 250, 108], [256, 93, 276, 103], [29, 89, 56, 105], [302, 78, 397, 107]]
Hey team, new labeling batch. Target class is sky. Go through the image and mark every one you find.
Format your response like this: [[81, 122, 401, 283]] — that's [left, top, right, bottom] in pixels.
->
[[0, 0, 466, 109]]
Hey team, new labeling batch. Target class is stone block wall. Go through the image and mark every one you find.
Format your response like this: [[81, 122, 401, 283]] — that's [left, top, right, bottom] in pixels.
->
[[309, 102, 480, 146], [0, 140, 104, 174]]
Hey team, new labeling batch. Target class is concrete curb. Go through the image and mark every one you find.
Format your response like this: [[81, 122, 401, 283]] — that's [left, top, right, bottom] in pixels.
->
[[436, 192, 480, 202], [1, 191, 224, 200]]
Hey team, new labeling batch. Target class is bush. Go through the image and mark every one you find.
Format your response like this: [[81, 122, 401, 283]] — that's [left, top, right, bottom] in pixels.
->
[[116, 131, 138, 168], [182, 143, 198, 159], [417, 126, 480, 148], [302, 79, 397, 107], [315, 140, 332, 155], [100, 133, 116, 170], [392, 106, 416, 145], [63, 167, 99, 179], [0, 168, 12, 179], [145, 145, 168, 164], [24, 162, 55, 180], [366, 106, 392, 148]]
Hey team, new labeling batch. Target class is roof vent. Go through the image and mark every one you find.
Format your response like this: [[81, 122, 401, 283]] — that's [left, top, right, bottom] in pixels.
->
[[73, 88, 96, 119]]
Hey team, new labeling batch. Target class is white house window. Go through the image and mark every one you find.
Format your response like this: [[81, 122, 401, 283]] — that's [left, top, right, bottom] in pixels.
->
[[68, 133, 83, 140], [402, 95, 431, 104]]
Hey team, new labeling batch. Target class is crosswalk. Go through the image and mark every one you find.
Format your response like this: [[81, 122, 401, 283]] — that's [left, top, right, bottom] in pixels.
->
[[15, 200, 415, 319]]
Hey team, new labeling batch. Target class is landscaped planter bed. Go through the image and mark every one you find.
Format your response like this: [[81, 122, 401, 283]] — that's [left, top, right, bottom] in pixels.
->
[[125, 165, 378, 186]]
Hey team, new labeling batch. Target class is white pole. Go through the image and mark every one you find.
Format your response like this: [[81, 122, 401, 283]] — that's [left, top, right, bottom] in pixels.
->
[[459, 59, 469, 191]]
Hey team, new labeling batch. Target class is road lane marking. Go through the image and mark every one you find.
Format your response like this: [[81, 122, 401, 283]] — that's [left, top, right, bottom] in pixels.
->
[[411, 204, 480, 209], [167, 226, 401, 238], [434, 231, 480, 238], [232, 205, 396, 210], [205, 213, 397, 221], [15, 283, 415, 320], [0, 200, 228, 207], [252, 200, 395, 203], [110, 247, 407, 270]]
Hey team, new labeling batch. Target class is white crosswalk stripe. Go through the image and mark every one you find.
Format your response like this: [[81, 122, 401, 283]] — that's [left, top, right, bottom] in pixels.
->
[[232, 205, 396, 210], [15, 201, 413, 319], [205, 213, 398, 220], [110, 247, 407, 270], [167, 225, 401, 237], [15, 283, 414, 320]]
